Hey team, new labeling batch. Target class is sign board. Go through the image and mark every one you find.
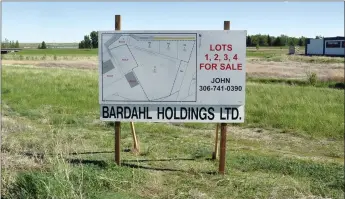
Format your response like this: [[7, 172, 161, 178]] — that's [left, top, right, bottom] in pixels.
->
[[98, 30, 246, 123]]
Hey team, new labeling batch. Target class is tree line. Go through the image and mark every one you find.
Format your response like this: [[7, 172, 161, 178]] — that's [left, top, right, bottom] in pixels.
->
[[78, 31, 98, 49], [78, 32, 323, 49], [246, 34, 310, 47], [1, 38, 20, 48], [1, 39, 47, 49]]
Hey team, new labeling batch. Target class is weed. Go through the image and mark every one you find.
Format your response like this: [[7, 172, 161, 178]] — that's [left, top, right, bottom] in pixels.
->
[[307, 72, 318, 86]]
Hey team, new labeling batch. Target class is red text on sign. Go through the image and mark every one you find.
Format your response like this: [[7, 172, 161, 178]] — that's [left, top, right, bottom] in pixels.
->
[[205, 54, 238, 61], [209, 44, 232, 51], [220, 63, 242, 70], [200, 63, 218, 70], [233, 54, 238, 60]]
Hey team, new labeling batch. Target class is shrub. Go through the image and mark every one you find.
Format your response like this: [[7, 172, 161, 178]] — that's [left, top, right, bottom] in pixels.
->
[[307, 72, 318, 85]]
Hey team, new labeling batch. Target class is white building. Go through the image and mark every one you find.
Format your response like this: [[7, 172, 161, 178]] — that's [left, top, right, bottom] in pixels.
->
[[305, 36, 344, 57]]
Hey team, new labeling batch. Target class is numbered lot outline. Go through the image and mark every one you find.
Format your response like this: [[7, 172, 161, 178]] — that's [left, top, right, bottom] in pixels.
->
[[100, 32, 198, 103]]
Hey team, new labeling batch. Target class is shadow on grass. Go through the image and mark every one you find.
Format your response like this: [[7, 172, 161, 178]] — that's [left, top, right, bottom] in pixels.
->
[[329, 82, 345, 89], [122, 158, 196, 163], [68, 151, 115, 155], [121, 162, 217, 175], [65, 158, 109, 168], [19, 150, 131, 158], [64, 157, 218, 175], [20, 151, 219, 174]]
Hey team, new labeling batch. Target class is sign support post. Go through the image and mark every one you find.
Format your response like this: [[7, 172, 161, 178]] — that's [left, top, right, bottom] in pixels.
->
[[212, 21, 230, 163], [114, 15, 140, 165], [218, 20, 230, 175], [130, 122, 139, 154], [212, 123, 219, 160], [114, 14, 121, 165]]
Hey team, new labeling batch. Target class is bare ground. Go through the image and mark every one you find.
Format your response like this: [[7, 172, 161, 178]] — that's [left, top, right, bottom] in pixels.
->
[[246, 60, 344, 80], [2, 60, 97, 70], [2, 59, 344, 80]]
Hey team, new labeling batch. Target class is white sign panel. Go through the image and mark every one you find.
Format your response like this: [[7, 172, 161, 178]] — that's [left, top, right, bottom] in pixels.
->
[[98, 30, 246, 123]]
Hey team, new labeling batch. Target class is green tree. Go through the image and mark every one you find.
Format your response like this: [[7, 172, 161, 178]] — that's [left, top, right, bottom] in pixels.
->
[[250, 35, 259, 46], [90, 31, 98, 48], [79, 40, 85, 49], [2, 38, 9, 48], [280, 34, 288, 46], [246, 36, 252, 47], [258, 35, 266, 46], [41, 41, 47, 49], [298, 37, 305, 46], [15, 40, 20, 48], [267, 35, 272, 46], [273, 37, 282, 46], [83, 35, 92, 49]]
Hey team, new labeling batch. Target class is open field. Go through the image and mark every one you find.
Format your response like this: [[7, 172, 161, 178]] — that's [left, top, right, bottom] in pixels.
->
[[2, 47, 344, 65], [20, 43, 79, 49], [1, 46, 344, 198], [1, 58, 344, 198], [2, 47, 344, 82]]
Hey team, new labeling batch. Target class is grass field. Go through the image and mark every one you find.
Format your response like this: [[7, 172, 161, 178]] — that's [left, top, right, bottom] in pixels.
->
[[2, 48, 344, 65], [1, 63, 344, 198], [20, 43, 79, 49]]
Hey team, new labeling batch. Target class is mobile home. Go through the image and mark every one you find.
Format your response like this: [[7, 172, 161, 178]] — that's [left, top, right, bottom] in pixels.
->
[[305, 36, 344, 57]]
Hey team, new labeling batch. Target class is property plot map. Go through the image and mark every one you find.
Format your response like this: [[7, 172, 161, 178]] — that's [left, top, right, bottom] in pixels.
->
[[101, 33, 197, 102]]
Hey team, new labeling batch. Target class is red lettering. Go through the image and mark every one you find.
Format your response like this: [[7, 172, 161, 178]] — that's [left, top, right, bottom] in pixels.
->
[[237, 63, 242, 70], [219, 63, 242, 70], [200, 63, 218, 70], [210, 44, 233, 51], [210, 45, 215, 51], [233, 54, 238, 60]]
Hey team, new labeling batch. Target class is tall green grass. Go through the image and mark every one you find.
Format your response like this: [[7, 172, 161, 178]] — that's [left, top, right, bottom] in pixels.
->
[[2, 65, 344, 139], [2, 65, 344, 199]]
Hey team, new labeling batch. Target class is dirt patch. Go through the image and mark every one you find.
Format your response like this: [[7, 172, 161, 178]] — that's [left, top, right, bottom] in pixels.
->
[[247, 60, 344, 80], [2, 60, 98, 70]]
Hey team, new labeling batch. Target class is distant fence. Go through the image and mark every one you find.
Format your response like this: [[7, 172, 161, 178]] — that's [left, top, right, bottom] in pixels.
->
[[1, 48, 22, 54]]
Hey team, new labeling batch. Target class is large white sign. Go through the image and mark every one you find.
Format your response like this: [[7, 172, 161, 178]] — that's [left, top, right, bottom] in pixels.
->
[[98, 30, 246, 123]]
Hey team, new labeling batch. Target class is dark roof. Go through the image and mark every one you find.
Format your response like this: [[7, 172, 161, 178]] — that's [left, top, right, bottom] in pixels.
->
[[305, 37, 344, 40], [323, 36, 345, 40]]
